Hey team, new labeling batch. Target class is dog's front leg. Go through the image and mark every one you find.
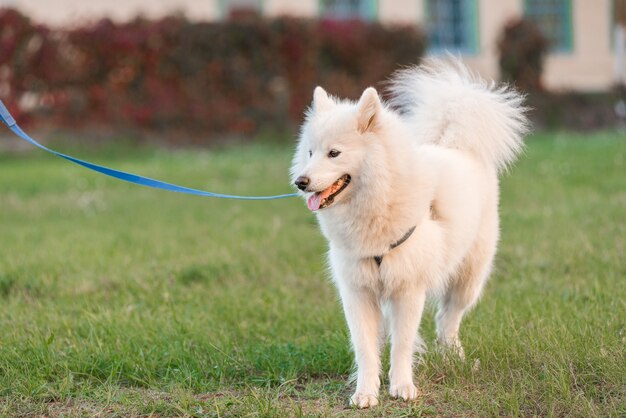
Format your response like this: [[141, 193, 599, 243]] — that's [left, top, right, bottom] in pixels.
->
[[337, 283, 382, 408], [388, 285, 426, 401]]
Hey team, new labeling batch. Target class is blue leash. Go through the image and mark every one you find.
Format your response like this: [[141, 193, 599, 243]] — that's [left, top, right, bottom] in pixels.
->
[[0, 100, 297, 200]]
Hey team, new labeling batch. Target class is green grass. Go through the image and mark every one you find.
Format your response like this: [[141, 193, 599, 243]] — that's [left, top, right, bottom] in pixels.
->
[[0, 132, 624, 417]]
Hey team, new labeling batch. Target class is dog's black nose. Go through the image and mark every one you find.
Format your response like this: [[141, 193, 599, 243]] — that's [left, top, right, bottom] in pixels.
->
[[295, 176, 310, 191]]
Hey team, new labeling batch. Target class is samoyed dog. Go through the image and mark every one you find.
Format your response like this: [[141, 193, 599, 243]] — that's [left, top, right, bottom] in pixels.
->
[[290, 58, 528, 408]]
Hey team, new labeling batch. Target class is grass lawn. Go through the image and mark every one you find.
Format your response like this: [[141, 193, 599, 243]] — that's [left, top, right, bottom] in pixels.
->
[[0, 132, 624, 417]]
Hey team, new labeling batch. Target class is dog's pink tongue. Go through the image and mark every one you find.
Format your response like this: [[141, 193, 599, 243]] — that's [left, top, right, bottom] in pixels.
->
[[307, 193, 323, 211], [307, 187, 333, 211]]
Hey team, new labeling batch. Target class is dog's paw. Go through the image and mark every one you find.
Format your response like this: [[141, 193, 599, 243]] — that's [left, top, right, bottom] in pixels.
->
[[349, 392, 379, 409], [450, 342, 465, 360], [446, 344, 465, 361], [389, 382, 419, 401], [437, 337, 466, 361]]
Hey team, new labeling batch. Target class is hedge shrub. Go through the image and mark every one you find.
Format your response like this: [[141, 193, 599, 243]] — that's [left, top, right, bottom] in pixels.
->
[[498, 18, 549, 92], [0, 9, 426, 140]]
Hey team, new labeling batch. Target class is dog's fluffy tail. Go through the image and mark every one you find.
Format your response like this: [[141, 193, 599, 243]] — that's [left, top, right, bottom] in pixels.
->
[[388, 57, 529, 172]]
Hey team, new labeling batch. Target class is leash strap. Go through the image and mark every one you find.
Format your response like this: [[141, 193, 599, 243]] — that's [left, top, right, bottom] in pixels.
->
[[0, 99, 297, 200]]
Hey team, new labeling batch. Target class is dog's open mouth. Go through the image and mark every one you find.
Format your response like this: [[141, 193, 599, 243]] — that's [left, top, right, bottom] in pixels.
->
[[307, 174, 351, 211]]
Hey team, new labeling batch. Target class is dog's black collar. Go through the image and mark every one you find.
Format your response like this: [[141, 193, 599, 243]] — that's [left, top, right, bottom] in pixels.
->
[[374, 225, 416, 267]]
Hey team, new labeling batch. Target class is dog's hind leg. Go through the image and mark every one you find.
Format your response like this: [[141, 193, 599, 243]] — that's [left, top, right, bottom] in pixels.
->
[[436, 231, 497, 358]]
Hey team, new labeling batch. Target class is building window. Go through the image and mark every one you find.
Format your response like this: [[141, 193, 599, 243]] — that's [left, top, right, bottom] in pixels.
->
[[319, 0, 377, 21], [425, 0, 478, 54], [524, 0, 573, 52]]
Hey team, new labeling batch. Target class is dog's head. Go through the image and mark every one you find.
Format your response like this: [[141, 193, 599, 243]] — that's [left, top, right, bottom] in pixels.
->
[[291, 86, 383, 212]]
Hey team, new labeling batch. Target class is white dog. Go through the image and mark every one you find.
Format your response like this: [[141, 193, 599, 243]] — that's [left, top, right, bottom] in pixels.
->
[[290, 58, 528, 408]]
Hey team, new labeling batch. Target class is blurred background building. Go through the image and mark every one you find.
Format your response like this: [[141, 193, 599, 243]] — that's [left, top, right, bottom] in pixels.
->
[[2, 0, 623, 91]]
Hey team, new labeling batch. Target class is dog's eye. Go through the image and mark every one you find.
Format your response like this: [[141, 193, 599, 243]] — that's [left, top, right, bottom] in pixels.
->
[[328, 149, 341, 158], [309, 150, 312, 157]]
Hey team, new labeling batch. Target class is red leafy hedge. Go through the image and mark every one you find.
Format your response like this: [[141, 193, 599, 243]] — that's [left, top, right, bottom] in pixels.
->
[[0, 9, 426, 140], [498, 18, 549, 92]]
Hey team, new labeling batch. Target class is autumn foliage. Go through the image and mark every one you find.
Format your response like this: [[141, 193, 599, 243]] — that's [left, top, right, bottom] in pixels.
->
[[0, 9, 426, 139]]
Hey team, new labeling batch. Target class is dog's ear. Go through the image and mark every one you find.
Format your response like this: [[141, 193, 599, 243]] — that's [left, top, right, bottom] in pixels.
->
[[356, 87, 381, 134], [313, 86, 334, 112]]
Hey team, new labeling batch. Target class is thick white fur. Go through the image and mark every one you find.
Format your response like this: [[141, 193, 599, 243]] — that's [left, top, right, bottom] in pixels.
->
[[291, 58, 528, 408]]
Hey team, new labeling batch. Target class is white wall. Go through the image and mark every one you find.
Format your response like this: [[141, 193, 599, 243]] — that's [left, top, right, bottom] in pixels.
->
[[379, 0, 423, 25], [5, 0, 220, 26], [263, 0, 317, 17]]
